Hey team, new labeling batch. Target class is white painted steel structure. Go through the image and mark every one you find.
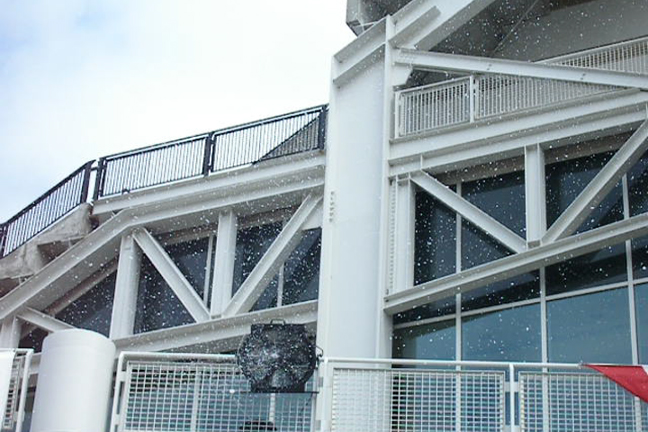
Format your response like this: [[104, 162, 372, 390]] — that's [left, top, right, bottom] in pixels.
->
[[1, 0, 648, 430]]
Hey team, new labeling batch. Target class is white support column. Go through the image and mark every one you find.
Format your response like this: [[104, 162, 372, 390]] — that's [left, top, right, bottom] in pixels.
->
[[525, 144, 547, 247], [210, 211, 238, 317], [133, 228, 210, 323], [412, 171, 527, 253], [544, 119, 648, 242], [17, 308, 75, 333], [110, 233, 141, 339], [223, 194, 322, 317], [0, 317, 21, 348], [393, 178, 415, 293]]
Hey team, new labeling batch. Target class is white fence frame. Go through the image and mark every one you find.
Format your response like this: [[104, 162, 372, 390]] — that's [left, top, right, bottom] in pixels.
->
[[1, 349, 32, 432]]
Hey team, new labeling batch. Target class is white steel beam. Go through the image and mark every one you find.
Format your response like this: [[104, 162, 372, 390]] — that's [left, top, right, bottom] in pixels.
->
[[392, 179, 416, 293], [411, 171, 527, 253], [17, 308, 74, 333], [114, 301, 317, 353], [395, 49, 648, 89], [110, 233, 141, 339], [132, 228, 210, 323], [385, 212, 648, 314], [0, 317, 21, 348], [543, 119, 648, 242], [210, 211, 238, 317], [223, 194, 323, 317], [525, 144, 547, 246]]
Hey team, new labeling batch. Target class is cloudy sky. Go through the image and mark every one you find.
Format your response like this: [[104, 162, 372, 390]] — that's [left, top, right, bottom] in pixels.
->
[[0, 1, 353, 221]]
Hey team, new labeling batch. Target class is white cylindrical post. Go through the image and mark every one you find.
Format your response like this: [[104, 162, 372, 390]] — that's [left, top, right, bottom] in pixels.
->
[[30, 329, 116, 432]]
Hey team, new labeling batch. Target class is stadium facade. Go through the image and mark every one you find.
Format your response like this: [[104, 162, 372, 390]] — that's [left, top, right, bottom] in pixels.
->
[[1, 0, 648, 430]]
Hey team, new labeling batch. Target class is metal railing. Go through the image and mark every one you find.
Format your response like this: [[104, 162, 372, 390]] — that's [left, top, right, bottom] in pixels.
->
[[0, 163, 92, 258], [1, 105, 327, 259], [544, 36, 648, 75], [110, 352, 315, 432], [2, 349, 33, 432], [395, 36, 648, 138]]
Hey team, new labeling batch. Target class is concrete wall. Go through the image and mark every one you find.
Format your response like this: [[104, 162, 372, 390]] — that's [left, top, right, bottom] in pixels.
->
[[497, 0, 648, 61]]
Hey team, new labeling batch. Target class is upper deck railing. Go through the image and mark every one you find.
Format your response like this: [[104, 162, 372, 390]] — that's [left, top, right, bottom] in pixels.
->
[[109, 352, 647, 432], [0, 105, 327, 259], [396, 36, 648, 139]]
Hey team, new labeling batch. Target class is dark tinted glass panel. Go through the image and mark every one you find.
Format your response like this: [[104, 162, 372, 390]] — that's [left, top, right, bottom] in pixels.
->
[[414, 191, 456, 285], [251, 277, 278, 311], [462, 220, 511, 269], [233, 222, 282, 294], [628, 150, 648, 217], [461, 272, 540, 312], [134, 255, 194, 334], [393, 320, 455, 360], [463, 171, 525, 236], [55, 273, 116, 337], [546, 244, 626, 295], [547, 289, 632, 363], [546, 151, 614, 226], [19, 328, 48, 353], [165, 237, 210, 299], [636, 284, 648, 363], [632, 235, 648, 279], [283, 229, 321, 305], [462, 304, 541, 362], [394, 296, 456, 325]]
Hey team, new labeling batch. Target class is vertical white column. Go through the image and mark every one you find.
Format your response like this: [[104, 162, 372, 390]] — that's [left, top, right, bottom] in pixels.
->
[[110, 233, 141, 339], [525, 144, 547, 246], [0, 317, 21, 348], [210, 211, 237, 317], [393, 178, 415, 293]]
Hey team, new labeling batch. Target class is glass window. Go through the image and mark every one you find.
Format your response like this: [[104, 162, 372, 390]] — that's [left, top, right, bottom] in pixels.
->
[[393, 320, 456, 360], [165, 237, 211, 300], [461, 272, 540, 312], [394, 296, 456, 325], [462, 304, 541, 362], [632, 235, 648, 280], [55, 273, 116, 337], [461, 220, 512, 269], [19, 328, 48, 353], [628, 150, 648, 217], [414, 191, 456, 285], [233, 222, 282, 294], [134, 255, 194, 334], [463, 171, 526, 236], [282, 229, 321, 305], [635, 284, 648, 363], [546, 244, 627, 295], [547, 289, 632, 364]]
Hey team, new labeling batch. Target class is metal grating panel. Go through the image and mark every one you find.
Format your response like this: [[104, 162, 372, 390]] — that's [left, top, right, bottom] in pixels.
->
[[121, 361, 314, 432], [331, 367, 505, 432], [1, 351, 30, 432], [520, 371, 644, 432]]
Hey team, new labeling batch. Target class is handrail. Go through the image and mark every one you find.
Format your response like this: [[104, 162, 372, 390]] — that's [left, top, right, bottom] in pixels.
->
[[0, 105, 328, 259]]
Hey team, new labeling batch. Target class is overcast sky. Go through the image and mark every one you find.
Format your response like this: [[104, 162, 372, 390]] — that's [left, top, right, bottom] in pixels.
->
[[0, 1, 353, 221]]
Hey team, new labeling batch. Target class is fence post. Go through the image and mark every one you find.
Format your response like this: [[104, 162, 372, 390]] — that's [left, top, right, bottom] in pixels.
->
[[80, 161, 93, 204], [93, 158, 107, 201], [469, 76, 477, 123], [317, 106, 328, 150], [202, 134, 214, 175], [0, 223, 6, 258]]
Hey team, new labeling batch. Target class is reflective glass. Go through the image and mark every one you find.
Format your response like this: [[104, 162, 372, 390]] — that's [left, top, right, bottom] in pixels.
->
[[282, 229, 321, 305], [628, 150, 648, 216], [393, 320, 456, 360], [546, 244, 626, 295], [134, 255, 194, 333], [165, 237, 211, 299], [461, 272, 539, 312], [19, 328, 48, 353], [547, 289, 632, 364], [632, 235, 648, 279], [233, 221, 282, 294], [461, 220, 511, 269], [636, 284, 648, 363], [56, 273, 116, 336], [463, 170, 526, 236], [394, 296, 456, 325], [414, 191, 456, 285], [462, 304, 541, 362]]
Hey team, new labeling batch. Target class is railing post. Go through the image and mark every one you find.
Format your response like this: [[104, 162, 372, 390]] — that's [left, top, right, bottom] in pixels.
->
[[469, 75, 477, 123], [202, 134, 214, 175], [80, 161, 93, 204], [93, 158, 107, 201], [317, 106, 328, 150], [0, 223, 7, 258]]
